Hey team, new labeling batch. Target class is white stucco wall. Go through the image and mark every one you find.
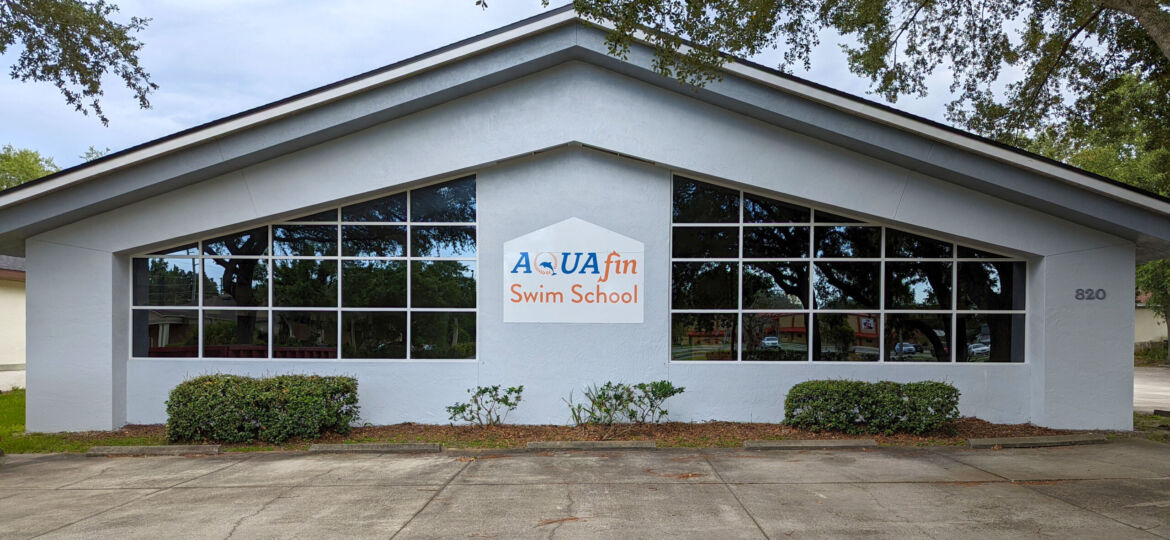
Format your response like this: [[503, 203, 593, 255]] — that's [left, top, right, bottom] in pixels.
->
[[0, 278, 24, 366], [1136, 307, 1166, 344], [24, 62, 1136, 431]]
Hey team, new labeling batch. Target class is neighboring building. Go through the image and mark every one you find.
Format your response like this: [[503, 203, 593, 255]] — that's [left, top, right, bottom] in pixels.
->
[[0, 255, 25, 367], [1135, 292, 1167, 345], [1, 8, 1167, 431]]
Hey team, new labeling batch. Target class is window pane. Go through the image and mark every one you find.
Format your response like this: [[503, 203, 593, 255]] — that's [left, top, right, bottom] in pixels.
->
[[815, 226, 881, 258], [344, 192, 407, 222], [743, 313, 808, 361], [957, 246, 1007, 258], [342, 261, 406, 307], [886, 314, 951, 362], [886, 229, 952, 258], [743, 226, 809, 258], [132, 309, 198, 357], [273, 259, 338, 307], [342, 225, 406, 257], [671, 313, 737, 361], [150, 243, 198, 256], [958, 261, 1025, 310], [814, 262, 879, 309], [813, 210, 861, 223], [957, 314, 1024, 363], [672, 227, 738, 258], [289, 209, 337, 222], [744, 194, 809, 223], [342, 311, 406, 359], [132, 257, 199, 306], [743, 262, 808, 309], [273, 225, 337, 257], [411, 226, 476, 258], [203, 258, 268, 307], [672, 176, 739, 223], [885, 262, 952, 309], [273, 311, 337, 358], [203, 310, 268, 358], [412, 312, 475, 359], [813, 313, 879, 361], [411, 261, 476, 308], [672, 262, 737, 309], [203, 227, 267, 256], [411, 177, 476, 222]]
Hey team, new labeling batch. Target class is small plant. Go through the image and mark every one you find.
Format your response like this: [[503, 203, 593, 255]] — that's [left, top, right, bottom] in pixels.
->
[[447, 385, 524, 426], [630, 381, 686, 423]]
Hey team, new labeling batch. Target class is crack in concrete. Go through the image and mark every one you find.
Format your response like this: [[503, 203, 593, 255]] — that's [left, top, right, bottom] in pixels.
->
[[389, 458, 472, 539], [545, 484, 577, 539], [224, 487, 291, 540], [704, 455, 770, 540]]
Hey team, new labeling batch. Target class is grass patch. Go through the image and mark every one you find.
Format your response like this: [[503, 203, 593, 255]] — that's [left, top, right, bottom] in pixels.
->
[[0, 388, 167, 454], [1134, 412, 1170, 443]]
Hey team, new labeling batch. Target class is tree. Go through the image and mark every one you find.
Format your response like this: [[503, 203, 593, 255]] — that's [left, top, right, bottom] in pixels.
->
[[0, 144, 59, 189], [558, 0, 1169, 146], [1137, 261, 1170, 363], [1, 0, 157, 125], [81, 145, 110, 162]]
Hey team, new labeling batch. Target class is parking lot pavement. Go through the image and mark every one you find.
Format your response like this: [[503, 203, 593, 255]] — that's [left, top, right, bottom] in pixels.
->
[[1136, 366, 1170, 413], [2, 439, 1168, 539]]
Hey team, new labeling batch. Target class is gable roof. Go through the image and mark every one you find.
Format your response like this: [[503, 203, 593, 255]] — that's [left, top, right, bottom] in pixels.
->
[[1, 6, 1169, 259]]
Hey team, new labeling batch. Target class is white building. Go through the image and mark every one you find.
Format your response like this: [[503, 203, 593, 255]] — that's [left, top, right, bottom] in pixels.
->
[[1, 8, 1167, 432]]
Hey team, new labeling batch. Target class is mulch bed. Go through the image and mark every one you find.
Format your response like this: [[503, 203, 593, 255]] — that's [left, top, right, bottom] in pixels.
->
[[66, 417, 1077, 449]]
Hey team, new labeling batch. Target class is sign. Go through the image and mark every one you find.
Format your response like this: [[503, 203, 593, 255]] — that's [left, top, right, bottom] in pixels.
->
[[503, 217, 644, 323]]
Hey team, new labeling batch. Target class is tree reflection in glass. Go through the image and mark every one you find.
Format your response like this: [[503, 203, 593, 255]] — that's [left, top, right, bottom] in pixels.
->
[[410, 177, 475, 222], [958, 262, 1025, 310], [673, 227, 738, 258], [342, 225, 406, 257], [743, 226, 808, 258], [886, 229, 952, 258], [816, 226, 881, 258], [274, 260, 338, 307], [814, 262, 879, 309], [204, 259, 267, 307], [343, 192, 407, 222], [412, 312, 475, 359], [410, 226, 476, 258], [203, 310, 268, 357], [671, 313, 737, 360], [744, 194, 809, 223], [133, 257, 198, 306], [411, 261, 476, 308], [957, 314, 1023, 363], [885, 314, 950, 362], [885, 262, 951, 309], [343, 312, 406, 359], [273, 225, 338, 257], [813, 313, 879, 361], [342, 261, 406, 307], [672, 262, 737, 309], [743, 262, 808, 309], [673, 176, 739, 223], [273, 311, 337, 358], [202, 227, 267, 256], [743, 313, 807, 360]]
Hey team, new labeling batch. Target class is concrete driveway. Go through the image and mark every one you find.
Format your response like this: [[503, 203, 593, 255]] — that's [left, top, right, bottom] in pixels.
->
[[1136, 366, 1170, 414], [2, 439, 1168, 539]]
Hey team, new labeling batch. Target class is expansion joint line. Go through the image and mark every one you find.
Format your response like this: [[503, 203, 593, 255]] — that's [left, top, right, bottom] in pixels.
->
[[703, 454, 770, 540], [389, 458, 472, 539]]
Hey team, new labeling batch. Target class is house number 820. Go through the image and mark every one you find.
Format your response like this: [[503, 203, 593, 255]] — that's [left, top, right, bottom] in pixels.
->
[[1074, 288, 1106, 300]]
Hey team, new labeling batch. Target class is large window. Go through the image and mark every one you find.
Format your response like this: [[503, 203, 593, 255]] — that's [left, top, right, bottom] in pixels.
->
[[670, 176, 1025, 363], [131, 176, 477, 360]]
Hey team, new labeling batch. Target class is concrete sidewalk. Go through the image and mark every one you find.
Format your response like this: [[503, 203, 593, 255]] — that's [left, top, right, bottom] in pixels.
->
[[2, 439, 1168, 539]]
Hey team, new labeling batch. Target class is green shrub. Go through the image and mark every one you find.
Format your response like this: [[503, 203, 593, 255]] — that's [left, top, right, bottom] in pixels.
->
[[166, 374, 360, 444], [784, 380, 959, 435], [565, 381, 685, 425], [447, 385, 524, 426]]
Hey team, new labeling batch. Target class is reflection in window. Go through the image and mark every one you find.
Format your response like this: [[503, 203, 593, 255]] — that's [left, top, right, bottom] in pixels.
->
[[813, 313, 879, 361], [814, 262, 879, 309], [274, 260, 338, 307], [885, 262, 951, 310], [273, 311, 337, 358], [342, 225, 406, 257], [412, 312, 475, 359], [410, 176, 475, 222], [342, 261, 406, 307], [203, 310, 268, 358], [886, 314, 950, 362], [669, 175, 1025, 363], [343, 312, 406, 359], [672, 227, 738, 258], [743, 313, 807, 360], [672, 313, 737, 361], [672, 262, 737, 309], [132, 309, 198, 357], [673, 176, 739, 223], [410, 226, 476, 258], [131, 176, 476, 361], [203, 259, 267, 307], [133, 257, 199, 306]]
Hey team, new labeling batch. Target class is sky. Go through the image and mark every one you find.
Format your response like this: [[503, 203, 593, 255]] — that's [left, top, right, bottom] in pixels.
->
[[0, 0, 957, 169]]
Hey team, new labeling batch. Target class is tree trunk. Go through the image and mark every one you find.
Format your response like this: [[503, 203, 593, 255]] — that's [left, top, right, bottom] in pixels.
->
[[1096, 0, 1170, 61]]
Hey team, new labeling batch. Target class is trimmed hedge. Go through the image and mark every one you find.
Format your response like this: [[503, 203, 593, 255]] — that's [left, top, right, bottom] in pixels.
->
[[784, 380, 960, 435], [166, 374, 360, 444]]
